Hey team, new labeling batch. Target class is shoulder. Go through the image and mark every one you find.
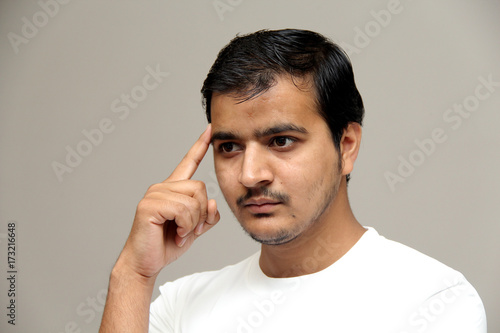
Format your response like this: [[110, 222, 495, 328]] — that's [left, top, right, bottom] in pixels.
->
[[149, 252, 259, 332], [155, 251, 259, 304], [357, 227, 460, 276], [354, 227, 487, 332]]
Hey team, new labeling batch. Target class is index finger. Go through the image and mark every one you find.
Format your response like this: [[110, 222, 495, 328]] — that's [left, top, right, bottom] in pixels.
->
[[166, 124, 212, 182]]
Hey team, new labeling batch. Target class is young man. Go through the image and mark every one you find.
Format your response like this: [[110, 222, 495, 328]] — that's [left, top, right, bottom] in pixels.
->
[[100, 29, 486, 332]]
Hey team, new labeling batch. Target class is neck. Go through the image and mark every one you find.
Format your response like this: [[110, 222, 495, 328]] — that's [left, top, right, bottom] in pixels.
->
[[259, 180, 366, 278]]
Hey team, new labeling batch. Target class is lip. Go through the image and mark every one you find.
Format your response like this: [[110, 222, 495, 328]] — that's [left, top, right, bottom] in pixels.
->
[[243, 198, 282, 214]]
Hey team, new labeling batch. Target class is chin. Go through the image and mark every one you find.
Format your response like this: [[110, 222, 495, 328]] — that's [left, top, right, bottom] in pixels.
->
[[240, 217, 301, 246], [250, 232, 299, 246]]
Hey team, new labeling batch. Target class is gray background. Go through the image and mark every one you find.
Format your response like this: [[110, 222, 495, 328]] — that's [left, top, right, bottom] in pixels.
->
[[1, 0, 499, 332]]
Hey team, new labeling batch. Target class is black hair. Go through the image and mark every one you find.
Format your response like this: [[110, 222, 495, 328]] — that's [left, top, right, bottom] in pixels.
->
[[201, 29, 364, 181]]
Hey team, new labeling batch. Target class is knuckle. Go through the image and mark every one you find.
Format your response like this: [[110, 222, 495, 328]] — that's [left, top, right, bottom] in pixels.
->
[[146, 183, 162, 193], [174, 201, 189, 215], [178, 203, 194, 226], [179, 192, 195, 206], [192, 196, 202, 210], [171, 201, 189, 215], [136, 198, 152, 212], [192, 180, 207, 193], [184, 198, 202, 220]]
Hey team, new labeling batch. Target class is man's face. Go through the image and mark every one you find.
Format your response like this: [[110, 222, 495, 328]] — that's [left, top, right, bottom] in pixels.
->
[[211, 76, 343, 245]]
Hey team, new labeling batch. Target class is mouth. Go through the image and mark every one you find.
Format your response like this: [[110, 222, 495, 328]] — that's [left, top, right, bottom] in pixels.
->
[[242, 198, 282, 214]]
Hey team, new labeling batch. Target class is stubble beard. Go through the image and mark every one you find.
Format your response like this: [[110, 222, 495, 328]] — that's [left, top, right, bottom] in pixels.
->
[[238, 174, 341, 246]]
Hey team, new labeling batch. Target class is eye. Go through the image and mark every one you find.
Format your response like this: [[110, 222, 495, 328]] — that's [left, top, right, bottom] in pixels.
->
[[271, 136, 295, 148], [219, 142, 240, 153]]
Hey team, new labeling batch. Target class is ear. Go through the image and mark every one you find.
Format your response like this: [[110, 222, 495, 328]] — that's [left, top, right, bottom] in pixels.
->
[[340, 123, 362, 176]]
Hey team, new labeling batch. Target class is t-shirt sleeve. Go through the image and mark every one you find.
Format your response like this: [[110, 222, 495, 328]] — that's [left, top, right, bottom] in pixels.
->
[[148, 280, 181, 333], [407, 275, 487, 333]]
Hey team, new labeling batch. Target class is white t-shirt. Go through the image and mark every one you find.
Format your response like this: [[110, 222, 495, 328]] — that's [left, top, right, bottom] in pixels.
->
[[149, 227, 486, 332]]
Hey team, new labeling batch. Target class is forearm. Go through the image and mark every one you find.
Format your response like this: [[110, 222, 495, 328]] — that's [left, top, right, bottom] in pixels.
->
[[99, 126, 217, 332], [99, 260, 157, 333]]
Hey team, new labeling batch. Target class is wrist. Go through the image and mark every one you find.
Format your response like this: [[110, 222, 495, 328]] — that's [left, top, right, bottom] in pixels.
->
[[100, 253, 155, 333], [111, 256, 158, 289]]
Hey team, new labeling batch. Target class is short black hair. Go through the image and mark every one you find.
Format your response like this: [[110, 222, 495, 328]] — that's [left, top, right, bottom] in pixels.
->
[[201, 29, 364, 181]]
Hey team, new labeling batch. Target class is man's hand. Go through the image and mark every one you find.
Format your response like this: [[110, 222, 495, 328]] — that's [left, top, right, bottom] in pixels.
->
[[118, 124, 220, 278], [99, 125, 219, 333]]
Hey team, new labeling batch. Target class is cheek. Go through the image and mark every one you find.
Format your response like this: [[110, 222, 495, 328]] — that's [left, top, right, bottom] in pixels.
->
[[214, 159, 238, 198], [279, 150, 337, 198], [276, 163, 314, 207]]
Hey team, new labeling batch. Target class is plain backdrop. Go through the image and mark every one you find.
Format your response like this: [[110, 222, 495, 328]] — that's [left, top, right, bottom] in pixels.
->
[[1, 1, 499, 332]]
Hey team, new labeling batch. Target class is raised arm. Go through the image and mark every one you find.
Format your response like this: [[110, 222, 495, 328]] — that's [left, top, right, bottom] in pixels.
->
[[99, 125, 219, 333]]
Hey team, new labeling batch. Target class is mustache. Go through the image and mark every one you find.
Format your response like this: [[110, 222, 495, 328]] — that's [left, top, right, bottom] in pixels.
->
[[236, 187, 290, 207]]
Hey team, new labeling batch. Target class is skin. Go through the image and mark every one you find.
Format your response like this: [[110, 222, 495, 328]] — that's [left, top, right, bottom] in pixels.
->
[[211, 75, 366, 277], [99, 126, 220, 333], [99, 74, 364, 332]]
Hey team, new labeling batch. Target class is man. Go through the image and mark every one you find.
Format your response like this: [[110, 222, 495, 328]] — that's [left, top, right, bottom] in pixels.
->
[[99, 29, 486, 332]]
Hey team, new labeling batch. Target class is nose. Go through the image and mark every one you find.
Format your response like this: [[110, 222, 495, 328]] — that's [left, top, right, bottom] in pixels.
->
[[238, 145, 274, 188]]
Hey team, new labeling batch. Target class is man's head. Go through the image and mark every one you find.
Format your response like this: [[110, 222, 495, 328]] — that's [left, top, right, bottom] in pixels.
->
[[201, 29, 364, 173], [202, 29, 364, 245]]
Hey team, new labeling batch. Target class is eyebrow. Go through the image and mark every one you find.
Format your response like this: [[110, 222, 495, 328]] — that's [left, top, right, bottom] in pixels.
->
[[211, 123, 308, 144], [254, 123, 308, 137]]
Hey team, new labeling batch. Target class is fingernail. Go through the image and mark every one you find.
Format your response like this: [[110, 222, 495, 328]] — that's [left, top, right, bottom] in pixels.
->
[[203, 124, 211, 137], [179, 237, 188, 247], [194, 222, 204, 236]]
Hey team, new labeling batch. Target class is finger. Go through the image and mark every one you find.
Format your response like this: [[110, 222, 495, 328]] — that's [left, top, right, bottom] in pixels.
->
[[167, 124, 212, 182], [150, 197, 197, 237], [148, 181, 209, 223], [159, 180, 209, 223], [194, 198, 216, 236], [176, 232, 196, 248], [198, 207, 220, 235], [195, 199, 220, 236], [206, 199, 219, 225]]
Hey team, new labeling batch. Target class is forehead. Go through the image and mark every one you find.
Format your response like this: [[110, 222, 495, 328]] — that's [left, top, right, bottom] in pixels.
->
[[210, 76, 326, 136]]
